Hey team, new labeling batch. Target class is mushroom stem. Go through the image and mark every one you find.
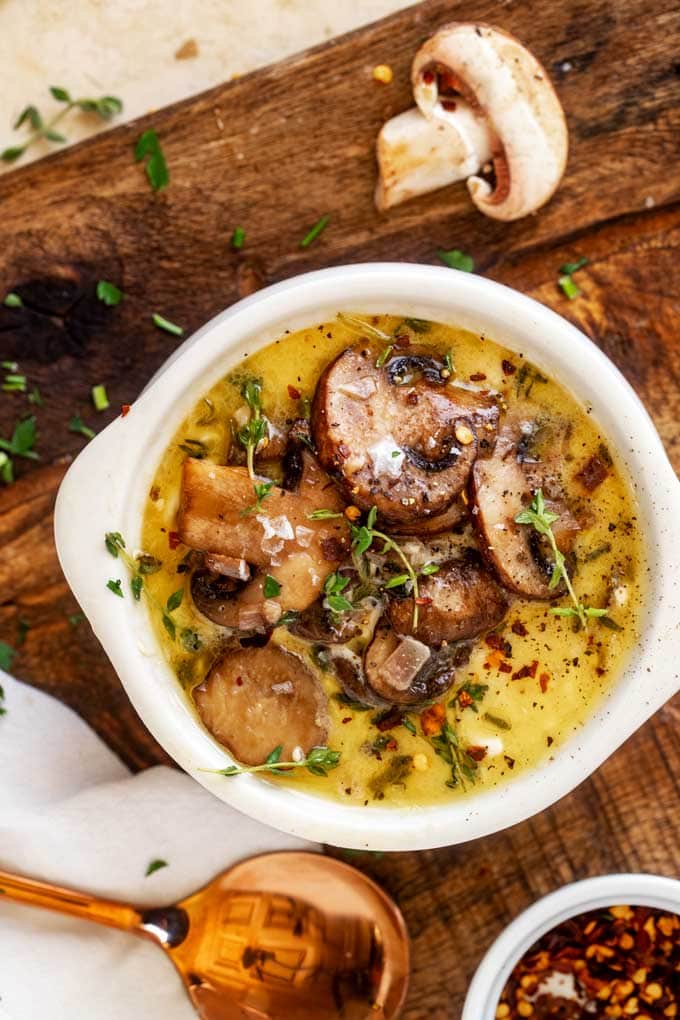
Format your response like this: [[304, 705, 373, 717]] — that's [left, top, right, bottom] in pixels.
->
[[375, 104, 494, 211]]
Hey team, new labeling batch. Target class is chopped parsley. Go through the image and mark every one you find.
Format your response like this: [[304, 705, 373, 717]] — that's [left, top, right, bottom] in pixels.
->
[[152, 313, 183, 336], [91, 384, 110, 412], [145, 859, 168, 877], [438, 249, 475, 273], [96, 281, 123, 306], [0, 641, 16, 673], [134, 129, 169, 191], [69, 415, 96, 440], [263, 575, 281, 598], [231, 226, 246, 249], [3, 292, 23, 308], [106, 578, 124, 597], [300, 214, 330, 248]]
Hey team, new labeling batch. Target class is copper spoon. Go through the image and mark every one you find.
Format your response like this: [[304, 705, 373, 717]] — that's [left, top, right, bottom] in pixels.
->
[[0, 850, 409, 1019]]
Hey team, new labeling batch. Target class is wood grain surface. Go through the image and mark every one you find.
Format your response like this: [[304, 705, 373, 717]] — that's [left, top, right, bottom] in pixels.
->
[[1, 0, 679, 1016]]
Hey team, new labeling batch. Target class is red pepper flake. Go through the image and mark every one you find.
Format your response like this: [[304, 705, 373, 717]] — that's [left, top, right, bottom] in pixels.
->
[[504, 755, 515, 769], [511, 619, 528, 637], [596, 666, 606, 677], [235, 676, 243, 686], [466, 745, 487, 762], [546, 735, 554, 747], [422, 69, 435, 85], [469, 371, 487, 382], [441, 99, 457, 112], [539, 672, 550, 693], [576, 453, 609, 492], [485, 633, 505, 650], [458, 690, 473, 709], [385, 738, 398, 751], [415, 596, 432, 606], [287, 384, 301, 400], [342, 716, 352, 724], [149, 486, 160, 502], [512, 660, 538, 681], [420, 702, 446, 736], [501, 359, 517, 376], [121, 404, 131, 417], [168, 531, 181, 550], [498, 661, 513, 674], [373, 707, 404, 731]]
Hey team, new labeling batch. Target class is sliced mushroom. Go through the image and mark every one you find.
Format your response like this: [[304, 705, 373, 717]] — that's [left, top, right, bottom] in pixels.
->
[[312, 343, 498, 525], [178, 451, 349, 630], [364, 619, 469, 705], [389, 494, 467, 536], [376, 23, 568, 221], [194, 646, 328, 765], [387, 549, 509, 645], [471, 417, 581, 598]]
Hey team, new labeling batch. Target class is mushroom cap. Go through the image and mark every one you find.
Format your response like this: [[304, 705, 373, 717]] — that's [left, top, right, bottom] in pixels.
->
[[412, 22, 568, 221]]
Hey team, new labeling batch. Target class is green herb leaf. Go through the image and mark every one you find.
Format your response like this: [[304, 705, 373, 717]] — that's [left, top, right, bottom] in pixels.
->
[[15, 105, 42, 130], [137, 553, 162, 574], [598, 615, 624, 631], [421, 562, 440, 576], [325, 594, 353, 613], [180, 628, 202, 652], [91, 384, 110, 412], [300, 214, 330, 248], [43, 129, 67, 143], [130, 575, 143, 601], [96, 280, 123, 306], [3, 292, 23, 308], [444, 351, 455, 374], [402, 716, 417, 735], [558, 274, 581, 300], [49, 86, 72, 103], [0, 452, 13, 485], [145, 858, 168, 877], [68, 415, 96, 440], [152, 313, 183, 336], [134, 129, 169, 191], [107, 578, 124, 597], [68, 613, 85, 627], [276, 610, 300, 628], [383, 572, 410, 590], [77, 95, 123, 119], [2, 374, 27, 393], [166, 588, 184, 613], [483, 711, 511, 731], [559, 256, 588, 276], [242, 480, 274, 516], [0, 415, 38, 462], [307, 508, 343, 520], [403, 317, 430, 334], [0, 641, 16, 672], [263, 574, 281, 599], [105, 531, 125, 557], [1, 146, 27, 163], [231, 226, 246, 249], [162, 614, 176, 640], [28, 387, 43, 406], [438, 249, 475, 272], [213, 744, 341, 778], [376, 344, 394, 368]]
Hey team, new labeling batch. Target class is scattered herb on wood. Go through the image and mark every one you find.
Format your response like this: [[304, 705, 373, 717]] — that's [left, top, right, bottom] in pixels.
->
[[152, 313, 183, 336], [0, 680, 6, 716], [145, 859, 168, 877], [105, 531, 184, 641], [134, 129, 169, 191], [96, 280, 123, 306], [0, 641, 16, 673], [558, 256, 588, 301], [91, 384, 110, 412], [515, 489, 608, 628], [3, 292, 23, 308], [0, 415, 39, 483], [438, 249, 475, 272], [231, 226, 246, 249], [211, 744, 341, 778], [300, 214, 330, 248], [2, 87, 122, 163], [69, 415, 96, 440]]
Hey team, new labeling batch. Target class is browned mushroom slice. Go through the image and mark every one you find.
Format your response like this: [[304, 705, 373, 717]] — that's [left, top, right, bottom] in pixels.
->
[[471, 420, 580, 598], [364, 619, 468, 705], [311, 343, 498, 525], [194, 646, 328, 764], [178, 451, 349, 627], [387, 549, 508, 645], [390, 495, 467, 536]]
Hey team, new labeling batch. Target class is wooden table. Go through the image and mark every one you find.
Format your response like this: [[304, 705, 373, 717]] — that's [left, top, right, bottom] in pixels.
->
[[1, 1, 679, 1015]]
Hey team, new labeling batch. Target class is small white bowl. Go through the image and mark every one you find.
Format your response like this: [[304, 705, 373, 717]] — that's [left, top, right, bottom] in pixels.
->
[[463, 873, 680, 1019], [54, 264, 680, 851]]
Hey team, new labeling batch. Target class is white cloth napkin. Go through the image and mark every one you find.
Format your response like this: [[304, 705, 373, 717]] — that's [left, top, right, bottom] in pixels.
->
[[0, 672, 316, 1020]]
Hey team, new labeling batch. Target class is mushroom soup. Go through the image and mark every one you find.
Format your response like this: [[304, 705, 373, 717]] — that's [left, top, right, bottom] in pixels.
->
[[139, 314, 644, 805]]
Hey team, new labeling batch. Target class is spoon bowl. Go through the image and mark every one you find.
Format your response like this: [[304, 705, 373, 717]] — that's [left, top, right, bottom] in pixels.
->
[[0, 851, 409, 1020]]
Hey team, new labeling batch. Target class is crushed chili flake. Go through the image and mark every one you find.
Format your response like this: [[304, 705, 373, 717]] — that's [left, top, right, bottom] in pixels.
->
[[149, 486, 160, 502], [576, 453, 609, 492], [470, 371, 487, 381], [539, 672, 550, 693], [287, 384, 301, 400], [168, 531, 181, 550], [511, 620, 528, 637], [458, 689, 473, 709], [502, 359, 517, 376], [415, 595, 433, 606], [466, 745, 487, 762], [393, 333, 411, 348], [512, 660, 538, 681], [486, 633, 505, 650], [342, 716, 352, 724], [121, 403, 131, 417], [497, 904, 680, 1019], [420, 702, 446, 736], [372, 707, 405, 731], [499, 661, 513, 674]]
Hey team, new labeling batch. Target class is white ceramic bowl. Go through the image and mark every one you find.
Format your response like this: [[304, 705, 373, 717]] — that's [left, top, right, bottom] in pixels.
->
[[463, 873, 680, 1018], [54, 264, 680, 851]]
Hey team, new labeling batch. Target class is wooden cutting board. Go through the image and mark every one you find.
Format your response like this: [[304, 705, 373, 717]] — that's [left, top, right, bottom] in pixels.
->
[[1, 1, 680, 1016]]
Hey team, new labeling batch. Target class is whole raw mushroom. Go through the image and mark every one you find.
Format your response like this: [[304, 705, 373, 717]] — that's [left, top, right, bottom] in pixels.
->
[[376, 22, 568, 221]]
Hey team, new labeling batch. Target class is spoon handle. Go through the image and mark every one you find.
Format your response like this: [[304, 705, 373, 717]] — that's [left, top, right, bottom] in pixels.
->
[[0, 868, 147, 938]]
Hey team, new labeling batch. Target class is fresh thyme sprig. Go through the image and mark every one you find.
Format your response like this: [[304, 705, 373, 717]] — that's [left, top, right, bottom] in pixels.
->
[[104, 532, 198, 646], [429, 721, 479, 790], [0, 415, 39, 484], [323, 572, 353, 614], [514, 489, 607, 629], [350, 506, 422, 628], [209, 744, 341, 778], [241, 480, 274, 516], [236, 378, 267, 482], [2, 87, 122, 163]]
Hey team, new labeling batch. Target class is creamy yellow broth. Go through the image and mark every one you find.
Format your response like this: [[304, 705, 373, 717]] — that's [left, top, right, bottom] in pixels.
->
[[141, 315, 645, 806]]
